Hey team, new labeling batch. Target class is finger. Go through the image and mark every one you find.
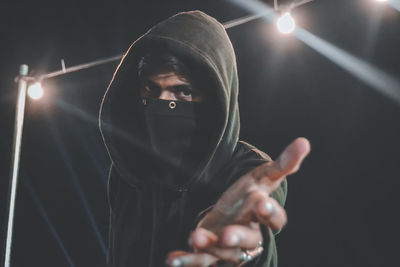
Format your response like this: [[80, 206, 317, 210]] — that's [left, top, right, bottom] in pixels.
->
[[275, 137, 310, 176], [232, 191, 287, 231], [251, 137, 310, 191], [166, 250, 218, 267], [219, 224, 263, 250], [167, 250, 191, 259], [233, 190, 287, 231], [255, 197, 287, 231], [198, 246, 245, 264], [190, 227, 219, 250], [191, 228, 259, 264]]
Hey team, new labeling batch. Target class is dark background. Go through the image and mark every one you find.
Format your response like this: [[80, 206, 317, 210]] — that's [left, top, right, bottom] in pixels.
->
[[1, 0, 400, 266]]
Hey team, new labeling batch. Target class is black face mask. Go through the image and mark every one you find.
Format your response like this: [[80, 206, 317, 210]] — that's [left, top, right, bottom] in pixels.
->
[[142, 98, 211, 177]]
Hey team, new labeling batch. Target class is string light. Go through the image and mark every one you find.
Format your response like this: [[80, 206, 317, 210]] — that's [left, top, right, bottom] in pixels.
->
[[27, 82, 44, 100], [277, 12, 296, 34]]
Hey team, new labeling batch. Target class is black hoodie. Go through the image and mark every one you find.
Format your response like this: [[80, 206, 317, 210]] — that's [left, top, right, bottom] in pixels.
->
[[99, 11, 287, 267]]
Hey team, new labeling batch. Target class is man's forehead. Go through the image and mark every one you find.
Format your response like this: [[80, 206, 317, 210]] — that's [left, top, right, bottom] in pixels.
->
[[147, 71, 191, 84]]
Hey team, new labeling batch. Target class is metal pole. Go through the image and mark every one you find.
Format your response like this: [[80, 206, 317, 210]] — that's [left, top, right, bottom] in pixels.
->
[[223, 11, 273, 29], [4, 64, 29, 267], [39, 54, 123, 80]]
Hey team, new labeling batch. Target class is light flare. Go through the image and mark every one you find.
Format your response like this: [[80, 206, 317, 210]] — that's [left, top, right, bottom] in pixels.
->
[[388, 0, 400, 11], [277, 12, 296, 34], [28, 82, 44, 99], [230, 0, 400, 105]]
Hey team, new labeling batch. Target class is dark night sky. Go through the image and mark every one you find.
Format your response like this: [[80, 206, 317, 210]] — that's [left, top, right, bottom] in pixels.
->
[[1, 0, 400, 266]]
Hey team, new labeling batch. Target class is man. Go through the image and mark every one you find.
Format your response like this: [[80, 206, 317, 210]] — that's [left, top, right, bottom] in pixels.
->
[[99, 11, 310, 267]]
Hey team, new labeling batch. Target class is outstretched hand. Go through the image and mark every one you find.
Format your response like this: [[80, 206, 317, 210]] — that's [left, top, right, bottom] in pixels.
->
[[166, 138, 311, 267]]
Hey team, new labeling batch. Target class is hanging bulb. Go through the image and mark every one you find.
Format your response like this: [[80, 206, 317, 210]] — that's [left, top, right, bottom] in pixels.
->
[[27, 82, 44, 100], [277, 12, 296, 34]]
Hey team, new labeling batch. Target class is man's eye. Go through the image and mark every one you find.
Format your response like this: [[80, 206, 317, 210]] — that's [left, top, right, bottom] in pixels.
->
[[181, 88, 192, 96], [175, 85, 193, 98]]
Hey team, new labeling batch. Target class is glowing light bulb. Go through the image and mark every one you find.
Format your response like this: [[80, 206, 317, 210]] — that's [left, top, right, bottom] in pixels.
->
[[28, 82, 44, 100], [277, 12, 296, 34]]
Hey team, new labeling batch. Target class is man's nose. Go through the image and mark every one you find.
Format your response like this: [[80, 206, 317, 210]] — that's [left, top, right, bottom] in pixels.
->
[[158, 90, 176, 101]]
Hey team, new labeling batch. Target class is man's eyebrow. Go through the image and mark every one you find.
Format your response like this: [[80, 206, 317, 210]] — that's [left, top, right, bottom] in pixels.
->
[[168, 84, 193, 91], [144, 80, 161, 89]]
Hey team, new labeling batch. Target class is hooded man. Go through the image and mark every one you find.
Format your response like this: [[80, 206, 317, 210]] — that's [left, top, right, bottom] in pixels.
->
[[99, 10, 310, 267]]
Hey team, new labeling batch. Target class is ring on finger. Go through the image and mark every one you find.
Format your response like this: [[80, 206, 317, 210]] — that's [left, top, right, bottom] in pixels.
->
[[241, 240, 264, 263], [239, 251, 253, 263], [238, 241, 263, 263]]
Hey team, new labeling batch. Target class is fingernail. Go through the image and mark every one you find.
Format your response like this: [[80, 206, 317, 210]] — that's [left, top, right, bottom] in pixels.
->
[[229, 234, 240, 246], [166, 258, 182, 267], [265, 202, 276, 214], [196, 233, 207, 247], [172, 258, 183, 267]]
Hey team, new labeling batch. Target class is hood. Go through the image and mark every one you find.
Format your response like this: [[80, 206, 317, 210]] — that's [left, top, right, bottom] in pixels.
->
[[99, 10, 240, 190]]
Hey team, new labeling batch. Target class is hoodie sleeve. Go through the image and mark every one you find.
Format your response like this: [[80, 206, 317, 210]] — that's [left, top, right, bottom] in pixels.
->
[[192, 141, 287, 267]]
